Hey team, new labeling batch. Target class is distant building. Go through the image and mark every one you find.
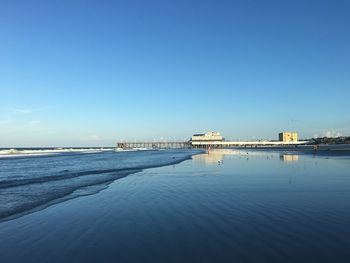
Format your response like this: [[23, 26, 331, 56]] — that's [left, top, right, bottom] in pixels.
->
[[191, 131, 224, 142], [279, 132, 298, 142]]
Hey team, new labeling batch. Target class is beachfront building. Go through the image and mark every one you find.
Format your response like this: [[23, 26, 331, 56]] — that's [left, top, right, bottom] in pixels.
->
[[191, 131, 224, 142], [279, 132, 298, 142]]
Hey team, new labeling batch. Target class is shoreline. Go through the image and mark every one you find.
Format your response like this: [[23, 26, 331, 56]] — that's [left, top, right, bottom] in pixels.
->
[[0, 149, 204, 222], [1, 147, 348, 223]]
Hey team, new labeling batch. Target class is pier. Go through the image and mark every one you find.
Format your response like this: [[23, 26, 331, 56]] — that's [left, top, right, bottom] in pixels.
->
[[117, 141, 192, 149], [117, 140, 307, 149], [117, 131, 309, 149]]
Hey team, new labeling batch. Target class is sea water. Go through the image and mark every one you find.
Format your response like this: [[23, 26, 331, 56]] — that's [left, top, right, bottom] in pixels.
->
[[1, 149, 350, 263], [0, 149, 198, 220]]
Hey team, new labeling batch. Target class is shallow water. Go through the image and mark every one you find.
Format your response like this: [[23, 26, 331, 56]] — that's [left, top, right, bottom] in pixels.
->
[[1, 149, 350, 263], [0, 149, 198, 220]]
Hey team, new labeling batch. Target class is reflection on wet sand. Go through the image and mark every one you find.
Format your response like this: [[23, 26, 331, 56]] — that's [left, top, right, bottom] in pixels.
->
[[280, 154, 299, 162], [192, 149, 287, 165], [192, 151, 224, 164]]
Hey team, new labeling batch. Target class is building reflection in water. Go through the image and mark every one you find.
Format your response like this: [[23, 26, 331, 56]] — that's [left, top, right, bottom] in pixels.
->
[[280, 154, 299, 162], [192, 151, 225, 165], [192, 149, 281, 165]]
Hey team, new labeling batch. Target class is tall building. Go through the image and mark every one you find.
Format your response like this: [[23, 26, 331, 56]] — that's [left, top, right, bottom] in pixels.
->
[[279, 132, 298, 142]]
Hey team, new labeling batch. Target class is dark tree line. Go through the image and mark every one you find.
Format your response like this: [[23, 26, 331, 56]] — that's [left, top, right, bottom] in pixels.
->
[[307, 137, 350, 145]]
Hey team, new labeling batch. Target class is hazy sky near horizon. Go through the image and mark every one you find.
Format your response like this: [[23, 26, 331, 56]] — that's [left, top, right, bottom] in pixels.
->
[[1, 0, 350, 147]]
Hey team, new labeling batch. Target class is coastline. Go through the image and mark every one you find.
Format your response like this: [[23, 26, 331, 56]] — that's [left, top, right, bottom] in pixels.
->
[[0, 149, 204, 222]]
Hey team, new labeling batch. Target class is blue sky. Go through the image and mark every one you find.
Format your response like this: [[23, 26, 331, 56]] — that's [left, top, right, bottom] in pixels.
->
[[1, 0, 350, 147]]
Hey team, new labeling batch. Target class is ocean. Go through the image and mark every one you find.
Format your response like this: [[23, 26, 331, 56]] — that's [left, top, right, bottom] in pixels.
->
[[1, 148, 350, 262]]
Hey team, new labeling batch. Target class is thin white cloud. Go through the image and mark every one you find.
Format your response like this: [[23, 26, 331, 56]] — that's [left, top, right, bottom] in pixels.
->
[[0, 119, 55, 134], [6, 106, 50, 116], [325, 130, 342, 138], [11, 108, 33, 114], [81, 135, 102, 141]]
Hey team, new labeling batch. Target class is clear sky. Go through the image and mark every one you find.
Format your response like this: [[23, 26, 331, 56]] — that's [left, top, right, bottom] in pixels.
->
[[1, 0, 350, 147]]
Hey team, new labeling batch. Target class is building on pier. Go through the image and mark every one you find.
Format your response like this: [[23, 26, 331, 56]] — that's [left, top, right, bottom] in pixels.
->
[[191, 132, 224, 142]]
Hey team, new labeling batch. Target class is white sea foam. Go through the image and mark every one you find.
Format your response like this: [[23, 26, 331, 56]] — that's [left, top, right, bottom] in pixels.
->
[[0, 148, 115, 158], [115, 147, 151, 152]]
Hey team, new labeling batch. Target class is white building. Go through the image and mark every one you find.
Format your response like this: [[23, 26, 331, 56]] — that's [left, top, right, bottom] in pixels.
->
[[191, 132, 224, 142]]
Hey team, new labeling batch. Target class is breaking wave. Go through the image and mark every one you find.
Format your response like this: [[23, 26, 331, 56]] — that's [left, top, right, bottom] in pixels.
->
[[0, 148, 115, 158]]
